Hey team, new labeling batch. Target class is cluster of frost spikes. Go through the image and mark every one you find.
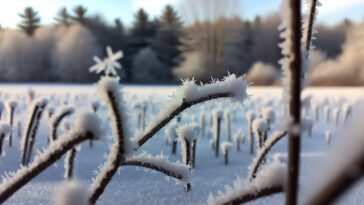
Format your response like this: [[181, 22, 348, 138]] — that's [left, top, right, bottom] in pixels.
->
[[278, 0, 293, 105], [208, 154, 286, 205], [124, 152, 190, 185], [132, 74, 248, 145]]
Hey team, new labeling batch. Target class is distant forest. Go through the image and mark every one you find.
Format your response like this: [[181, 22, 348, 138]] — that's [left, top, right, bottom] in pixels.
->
[[0, 5, 361, 85]]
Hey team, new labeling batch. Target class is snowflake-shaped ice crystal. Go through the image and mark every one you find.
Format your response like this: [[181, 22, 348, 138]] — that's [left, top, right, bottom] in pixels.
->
[[89, 46, 123, 77]]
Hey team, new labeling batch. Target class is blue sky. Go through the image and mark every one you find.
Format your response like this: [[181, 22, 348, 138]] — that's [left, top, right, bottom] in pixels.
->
[[0, 0, 363, 28]]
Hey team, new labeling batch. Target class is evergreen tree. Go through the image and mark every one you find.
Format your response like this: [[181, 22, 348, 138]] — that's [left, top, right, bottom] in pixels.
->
[[160, 5, 182, 28], [72, 5, 87, 24], [114, 18, 124, 35], [18, 7, 40, 37], [54, 7, 71, 26], [151, 5, 183, 82], [131, 9, 154, 37]]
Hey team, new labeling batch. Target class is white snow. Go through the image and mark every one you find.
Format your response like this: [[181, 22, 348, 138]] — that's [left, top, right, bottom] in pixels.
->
[[54, 180, 88, 205], [208, 155, 286, 205]]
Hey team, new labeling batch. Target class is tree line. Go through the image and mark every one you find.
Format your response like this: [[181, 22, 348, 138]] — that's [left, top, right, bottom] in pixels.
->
[[0, 5, 353, 83]]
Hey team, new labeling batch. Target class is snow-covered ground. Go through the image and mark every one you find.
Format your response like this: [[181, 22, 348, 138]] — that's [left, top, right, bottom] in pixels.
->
[[0, 84, 363, 205]]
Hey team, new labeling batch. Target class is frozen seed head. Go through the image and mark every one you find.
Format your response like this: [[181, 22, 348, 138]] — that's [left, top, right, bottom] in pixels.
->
[[212, 109, 223, 120], [245, 111, 255, 121], [301, 116, 313, 133], [252, 118, 268, 134], [165, 123, 178, 142], [233, 129, 244, 144], [0, 123, 10, 135], [6, 100, 18, 109], [97, 76, 120, 93], [75, 112, 105, 139], [221, 142, 232, 154], [54, 180, 88, 205], [262, 107, 275, 123], [177, 124, 197, 142]]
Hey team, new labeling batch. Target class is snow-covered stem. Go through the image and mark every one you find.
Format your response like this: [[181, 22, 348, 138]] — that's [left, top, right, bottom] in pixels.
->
[[323, 105, 330, 123], [134, 74, 248, 148], [0, 129, 98, 203], [6, 101, 17, 147], [333, 108, 339, 126], [191, 139, 197, 169], [21, 102, 40, 165], [282, 0, 303, 204], [0, 101, 4, 120], [246, 112, 255, 155], [0, 123, 10, 155], [49, 107, 74, 142], [89, 78, 129, 205], [21, 99, 47, 165], [343, 104, 351, 124], [252, 118, 268, 148], [0, 134, 5, 156], [120, 153, 190, 184], [200, 112, 206, 137], [177, 124, 197, 192], [215, 117, 221, 157], [25, 100, 47, 164], [325, 130, 331, 145], [248, 131, 287, 180], [302, 0, 320, 58], [208, 158, 286, 205], [224, 111, 231, 142], [64, 148, 77, 180], [221, 142, 232, 165]]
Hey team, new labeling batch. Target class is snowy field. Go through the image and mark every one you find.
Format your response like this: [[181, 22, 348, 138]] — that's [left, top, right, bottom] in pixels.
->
[[0, 84, 363, 205]]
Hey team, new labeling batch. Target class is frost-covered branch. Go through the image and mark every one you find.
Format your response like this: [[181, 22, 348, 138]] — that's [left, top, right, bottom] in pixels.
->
[[0, 112, 103, 203], [279, 0, 302, 204], [21, 99, 47, 165], [248, 131, 287, 180], [121, 153, 190, 184], [304, 118, 364, 205], [302, 0, 321, 58], [208, 157, 286, 205], [6, 100, 17, 147], [49, 106, 75, 142], [133, 74, 248, 148], [89, 77, 132, 204], [64, 148, 77, 180], [25, 99, 47, 164]]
